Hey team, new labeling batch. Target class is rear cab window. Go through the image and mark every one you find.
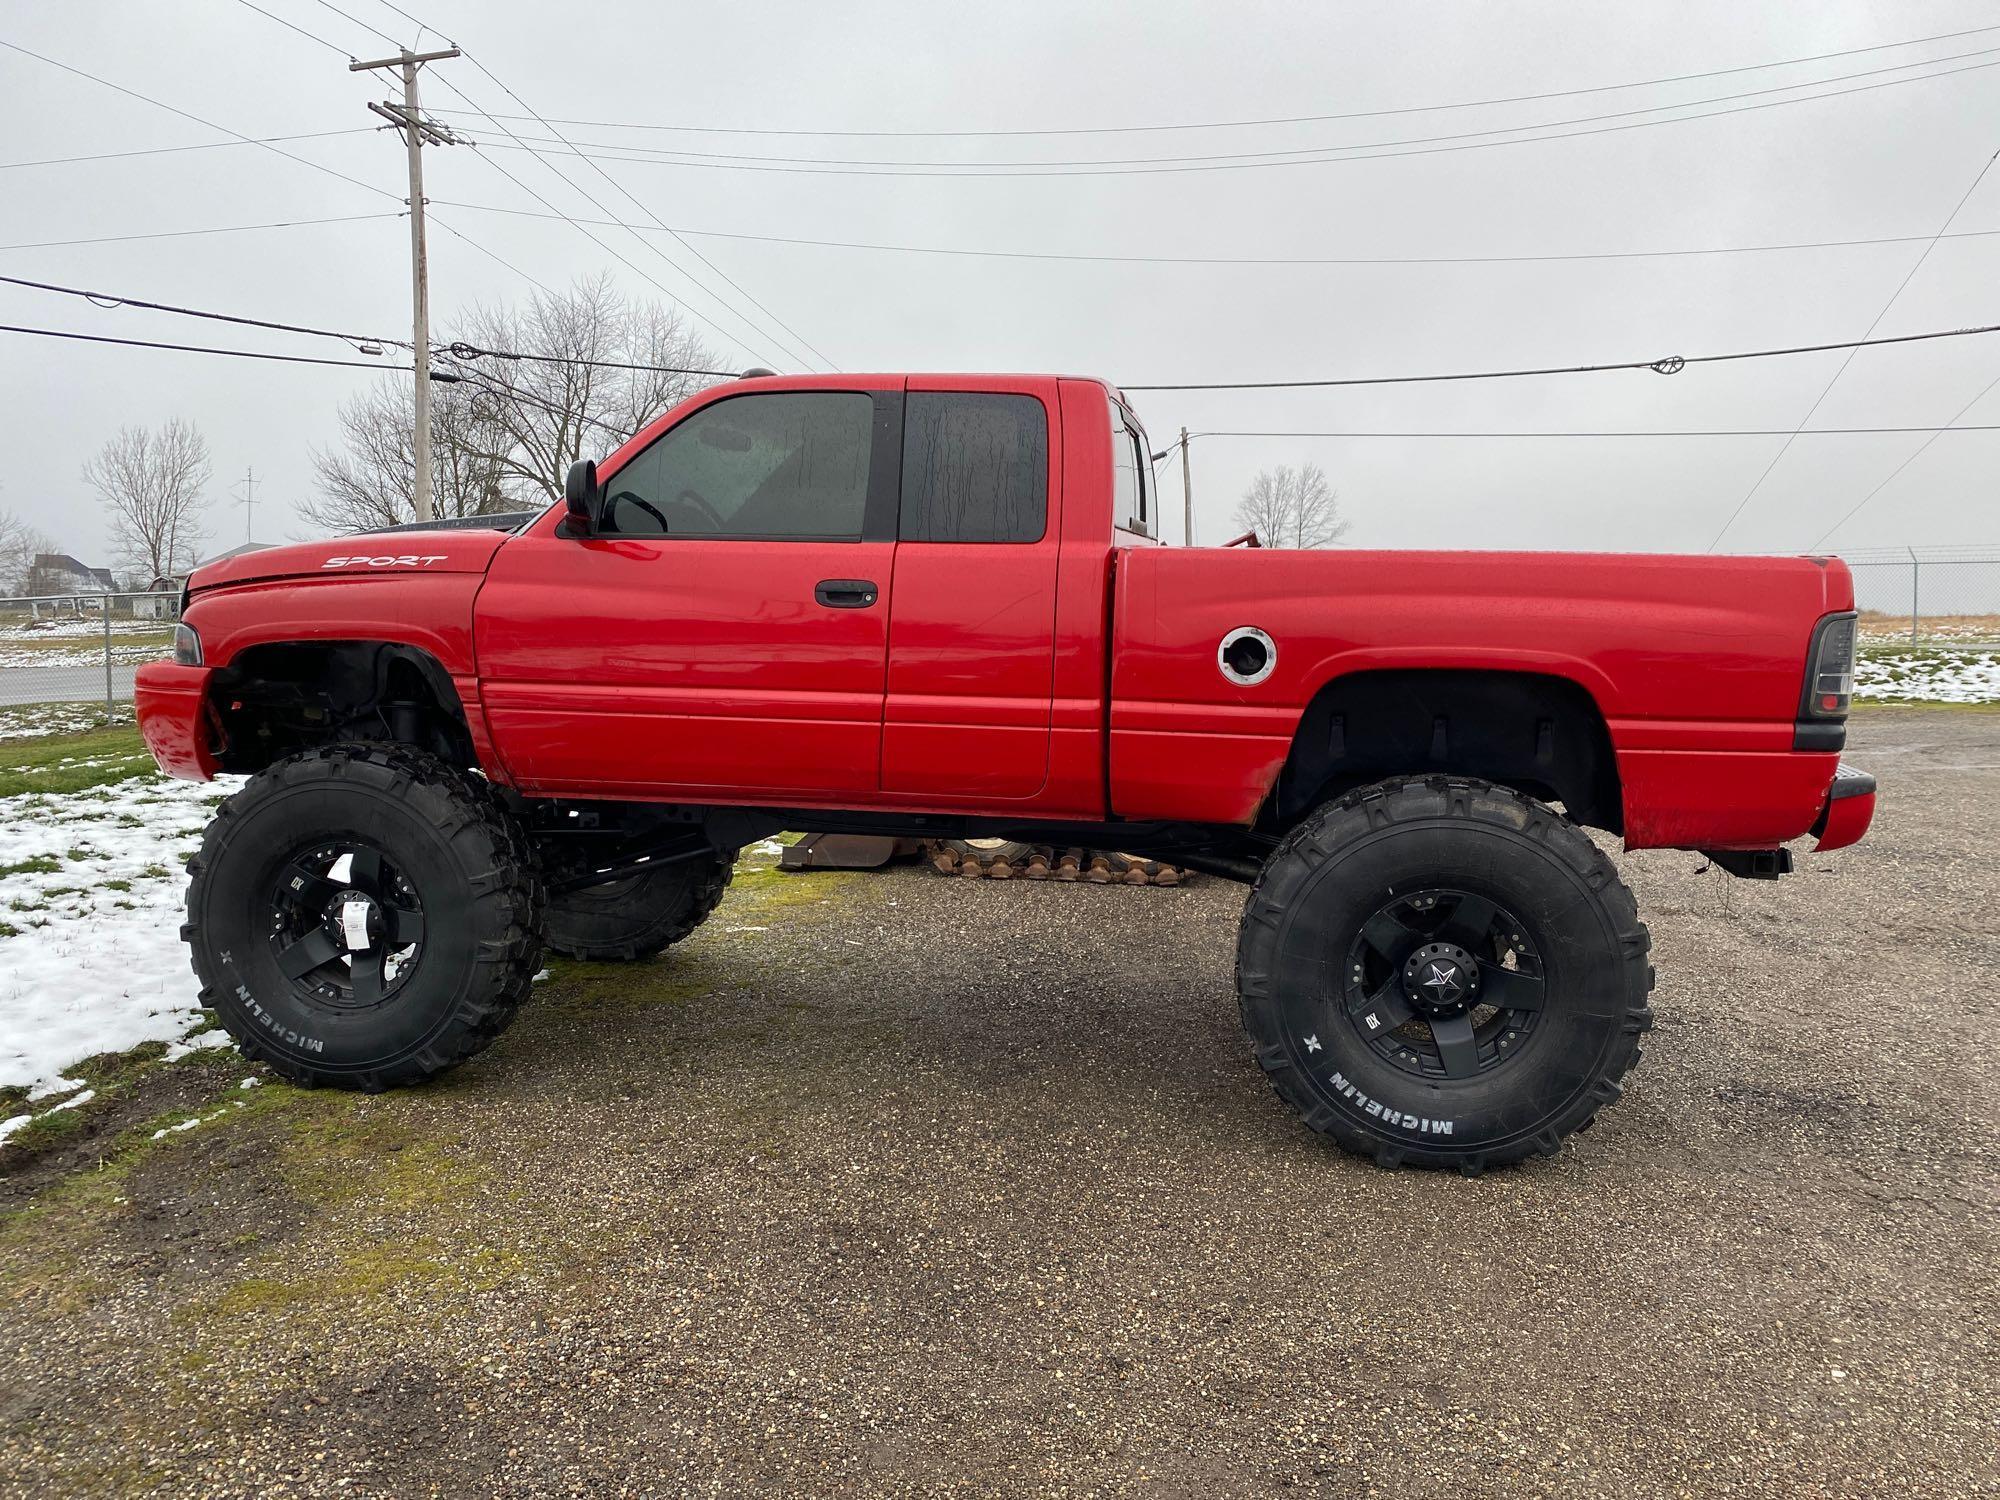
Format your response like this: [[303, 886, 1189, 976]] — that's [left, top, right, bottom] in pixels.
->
[[899, 392, 1048, 543]]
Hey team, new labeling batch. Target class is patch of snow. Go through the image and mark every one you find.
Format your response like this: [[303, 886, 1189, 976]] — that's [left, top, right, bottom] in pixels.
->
[[27, 1073, 84, 1101], [161, 1028, 232, 1061], [0, 704, 112, 742], [1855, 647, 2000, 704], [47, 1086, 94, 1112], [0, 774, 241, 1092], [239, 1075, 260, 1089], [150, 1116, 202, 1140], [0, 617, 171, 642], [0, 1113, 32, 1146], [532, 967, 551, 982]]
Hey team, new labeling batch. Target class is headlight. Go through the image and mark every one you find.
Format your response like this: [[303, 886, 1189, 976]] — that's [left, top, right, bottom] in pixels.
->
[[173, 623, 203, 666]]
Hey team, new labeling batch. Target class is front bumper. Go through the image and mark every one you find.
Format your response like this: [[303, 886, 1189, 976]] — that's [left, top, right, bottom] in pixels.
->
[[1812, 762, 1876, 852], [135, 662, 219, 781]]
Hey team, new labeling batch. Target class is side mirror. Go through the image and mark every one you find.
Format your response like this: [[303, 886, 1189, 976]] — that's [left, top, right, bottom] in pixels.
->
[[563, 460, 602, 536]]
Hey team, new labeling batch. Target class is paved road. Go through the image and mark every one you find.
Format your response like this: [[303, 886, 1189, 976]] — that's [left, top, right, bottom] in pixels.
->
[[1, 708, 1995, 1496], [0, 662, 139, 708]]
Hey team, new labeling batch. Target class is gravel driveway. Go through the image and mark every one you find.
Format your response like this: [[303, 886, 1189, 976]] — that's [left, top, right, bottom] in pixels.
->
[[2, 708, 1994, 1497]]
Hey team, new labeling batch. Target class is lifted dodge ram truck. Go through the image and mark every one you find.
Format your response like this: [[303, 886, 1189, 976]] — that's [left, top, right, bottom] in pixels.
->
[[135, 372, 1876, 1171]]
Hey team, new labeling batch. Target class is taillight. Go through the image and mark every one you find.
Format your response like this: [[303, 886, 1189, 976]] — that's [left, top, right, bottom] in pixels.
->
[[1800, 612, 1855, 719]]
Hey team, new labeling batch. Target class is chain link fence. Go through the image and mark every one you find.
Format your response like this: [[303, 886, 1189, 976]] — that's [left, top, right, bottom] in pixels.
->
[[0, 593, 180, 736], [1843, 548, 2000, 647]]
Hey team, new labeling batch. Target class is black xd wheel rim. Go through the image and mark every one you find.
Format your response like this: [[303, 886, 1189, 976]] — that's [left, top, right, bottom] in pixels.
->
[[1338, 888, 1546, 1080], [267, 842, 426, 1009]]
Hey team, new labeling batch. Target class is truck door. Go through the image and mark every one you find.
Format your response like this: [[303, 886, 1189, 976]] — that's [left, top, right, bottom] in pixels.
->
[[880, 380, 1062, 799], [475, 387, 901, 800]]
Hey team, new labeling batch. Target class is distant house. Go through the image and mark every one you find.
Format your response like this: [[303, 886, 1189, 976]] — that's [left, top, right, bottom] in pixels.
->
[[24, 553, 116, 599], [136, 542, 281, 614]]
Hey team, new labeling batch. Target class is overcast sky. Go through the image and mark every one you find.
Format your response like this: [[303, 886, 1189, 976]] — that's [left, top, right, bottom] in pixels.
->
[[3, 0, 1997, 572]]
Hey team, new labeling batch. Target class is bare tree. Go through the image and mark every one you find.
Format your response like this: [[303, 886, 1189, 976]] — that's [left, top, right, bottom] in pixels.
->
[[81, 420, 212, 581], [0, 511, 56, 594], [1233, 463, 1349, 549], [304, 273, 722, 533], [304, 379, 513, 532], [446, 272, 719, 503]]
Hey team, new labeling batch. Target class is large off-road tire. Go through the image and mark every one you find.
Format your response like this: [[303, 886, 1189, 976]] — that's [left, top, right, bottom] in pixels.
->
[[541, 853, 734, 962], [183, 743, 545, 1091], [1236, 775, 1653, 1172]]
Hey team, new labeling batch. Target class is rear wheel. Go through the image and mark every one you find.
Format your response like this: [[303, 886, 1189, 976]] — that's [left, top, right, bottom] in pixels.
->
[[542, 853, 733, 962], [184, 744, 544, 1091], [1236, 775, 1652, 1172]]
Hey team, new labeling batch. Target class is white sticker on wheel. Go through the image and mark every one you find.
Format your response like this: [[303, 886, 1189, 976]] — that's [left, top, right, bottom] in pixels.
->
[[341, 902, 371, 952]]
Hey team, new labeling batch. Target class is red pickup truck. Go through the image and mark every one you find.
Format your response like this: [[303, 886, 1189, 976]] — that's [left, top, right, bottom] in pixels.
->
[[135, 373, 1874, 1171]]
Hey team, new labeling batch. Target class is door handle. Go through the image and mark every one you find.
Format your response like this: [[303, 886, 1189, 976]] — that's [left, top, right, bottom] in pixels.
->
[[814, 578, 879, 609]]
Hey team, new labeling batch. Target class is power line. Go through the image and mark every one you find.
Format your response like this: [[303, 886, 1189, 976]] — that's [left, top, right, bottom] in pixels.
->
[[1811, 368, 2000, 546], [439, 120, 784, 366], [0, 271, 741, 375], [231, 0, 353, 56], [1182, 425, 2000, 438], [0, 271, 400, 349], [444, 45, 2000, 172], [0, 322, 414, 370], [433, 76, 819, 369], [424, 23, 2000, 138], [1706, 146, 2000, 549], [424, 212, 558, 298], [441, 339, 734, 377], [450, 56, 2000, 179], [13, 195, 1993, 269], [0, 213, 405, 253], [1120, 318, 2000, 391], [302, 0, 825, 369], [0, 40, 400, 204], [433, 198, 2000, 268], [431, 352, 635, 441], [0, 130, 378, 172], [450, 47, 839, 371], [10, 268, 1999, 395]]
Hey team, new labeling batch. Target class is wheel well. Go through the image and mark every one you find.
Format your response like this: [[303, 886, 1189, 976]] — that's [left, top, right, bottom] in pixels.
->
[[207, 641, 477, 774], [1269, 669, 1623, 835]]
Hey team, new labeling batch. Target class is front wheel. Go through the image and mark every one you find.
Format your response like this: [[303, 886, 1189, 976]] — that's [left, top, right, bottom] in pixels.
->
[[1236, 776, 1653, 1172], [183, 744, 545, 1091]]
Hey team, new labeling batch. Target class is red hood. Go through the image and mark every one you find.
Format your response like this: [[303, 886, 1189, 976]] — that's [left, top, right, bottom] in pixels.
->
[[188, 530, 513, 593]]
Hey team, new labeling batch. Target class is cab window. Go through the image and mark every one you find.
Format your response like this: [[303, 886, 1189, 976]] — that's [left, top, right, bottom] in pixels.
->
[[1109, 398, 1151, 538], [899, 392, 1048, 544], [600, 392, 873, 540]]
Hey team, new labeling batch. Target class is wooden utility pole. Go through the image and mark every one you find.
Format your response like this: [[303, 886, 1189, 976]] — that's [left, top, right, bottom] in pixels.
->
[[351, 46, 461, 523], [1179, 427, 1194, 546]]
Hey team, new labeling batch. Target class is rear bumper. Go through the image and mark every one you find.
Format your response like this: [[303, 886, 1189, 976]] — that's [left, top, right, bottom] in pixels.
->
[[1812, 761, 1876, 853], [135, 662, 219, 781]]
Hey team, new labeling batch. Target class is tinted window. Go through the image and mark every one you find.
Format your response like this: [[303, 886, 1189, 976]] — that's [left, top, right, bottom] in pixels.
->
[[900, 392, 1048, 544], [601, 392, 873, 540]]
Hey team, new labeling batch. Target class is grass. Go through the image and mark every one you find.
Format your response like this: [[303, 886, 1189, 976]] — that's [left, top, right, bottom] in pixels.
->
[[0, 723, 153, 797]]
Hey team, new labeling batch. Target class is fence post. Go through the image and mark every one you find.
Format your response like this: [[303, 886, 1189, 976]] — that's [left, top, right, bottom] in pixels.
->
[[103, 595, 114, 723], [1906, 547, 1920, 646]]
